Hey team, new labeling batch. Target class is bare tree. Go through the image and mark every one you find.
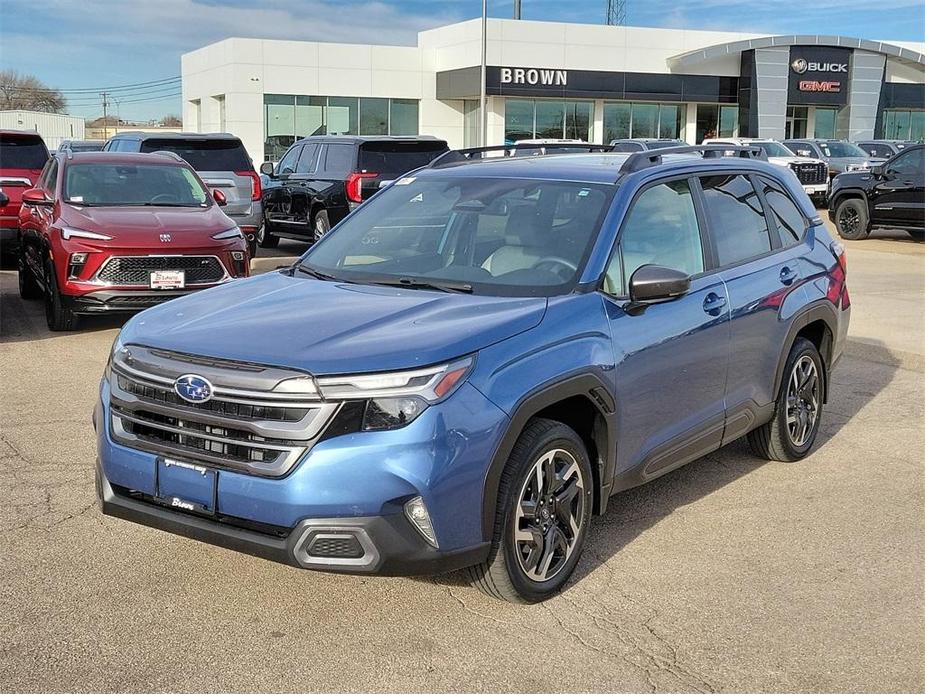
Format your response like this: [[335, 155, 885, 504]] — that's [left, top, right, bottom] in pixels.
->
[[0, 70, 66, 113], [159, 114, 182, 127]]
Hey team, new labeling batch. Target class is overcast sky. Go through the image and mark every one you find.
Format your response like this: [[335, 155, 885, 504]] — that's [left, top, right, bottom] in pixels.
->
[[1, 0, 923, 122]]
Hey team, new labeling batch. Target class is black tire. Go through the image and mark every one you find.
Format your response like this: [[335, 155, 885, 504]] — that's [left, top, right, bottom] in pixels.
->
[[312, 209, 330, 243], [257, 223, 279, 249], [43, 260, 79, 331], [247, 237, 258, 259], [748, 338, 824, 462], [466, 418, 593, 603], [18, 251, 42, 300], [834, 198, 870, 240], [906, 230, 925, 242]]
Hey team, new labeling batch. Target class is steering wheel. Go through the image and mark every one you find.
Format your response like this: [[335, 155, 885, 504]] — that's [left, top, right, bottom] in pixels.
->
[[150, 193, 179, 204], [533, 256, 578, 279]]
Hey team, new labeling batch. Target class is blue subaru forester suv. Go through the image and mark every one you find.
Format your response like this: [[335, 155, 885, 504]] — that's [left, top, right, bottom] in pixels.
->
[[96, 145, 850, 602]]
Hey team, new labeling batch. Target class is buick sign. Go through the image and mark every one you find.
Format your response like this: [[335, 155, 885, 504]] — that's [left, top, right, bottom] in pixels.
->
[[791, 58, 848, 74], [174, 374, 214, 403]]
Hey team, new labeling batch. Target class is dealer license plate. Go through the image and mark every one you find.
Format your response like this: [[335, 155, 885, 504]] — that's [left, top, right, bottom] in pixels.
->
[[150, 270, 185, 289]]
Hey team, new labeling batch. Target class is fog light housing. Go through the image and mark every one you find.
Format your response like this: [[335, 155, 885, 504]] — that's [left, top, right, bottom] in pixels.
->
[[230, 251, 247, 276], [68, 252, 89, 279], [404, 496, 438, 548]]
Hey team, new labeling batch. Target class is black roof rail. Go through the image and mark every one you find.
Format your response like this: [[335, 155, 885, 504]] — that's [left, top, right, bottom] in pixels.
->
[[429, 142, 615, 168], [618, 144, 768, 174]]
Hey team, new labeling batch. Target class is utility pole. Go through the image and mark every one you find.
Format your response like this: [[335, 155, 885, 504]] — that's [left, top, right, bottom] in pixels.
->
[[100, 91, 110, 139], [513, 0, 522, 19], [606, 0, 626, 25]]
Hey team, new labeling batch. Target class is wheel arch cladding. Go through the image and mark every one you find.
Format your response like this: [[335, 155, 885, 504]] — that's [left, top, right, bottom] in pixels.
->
[[774, 304, 836, 405], [480, 374, 616, 542], [831, 188, 867, 209]]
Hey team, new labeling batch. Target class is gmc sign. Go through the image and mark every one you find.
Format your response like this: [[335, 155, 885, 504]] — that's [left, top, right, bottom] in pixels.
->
[[787, 46, 851, 106], [799, 80, 842, 93]]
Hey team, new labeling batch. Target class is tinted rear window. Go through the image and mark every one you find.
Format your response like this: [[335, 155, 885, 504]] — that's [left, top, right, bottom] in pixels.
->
[[139, 139, 251, 171], [0, 135, 49, 169], [358, 141, 449, 176]]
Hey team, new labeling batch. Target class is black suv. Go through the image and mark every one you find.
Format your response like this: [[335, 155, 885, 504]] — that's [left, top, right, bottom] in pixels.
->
[[856, 140, 915, 159], [829, 144, 924, 241], [258, 136, 448, 247]]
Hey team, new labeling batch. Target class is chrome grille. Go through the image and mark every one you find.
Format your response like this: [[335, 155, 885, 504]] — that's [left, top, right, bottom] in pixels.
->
[[108, 345, 338, 477], [789, 162, 827, 185], [96, 255, 225, 286]]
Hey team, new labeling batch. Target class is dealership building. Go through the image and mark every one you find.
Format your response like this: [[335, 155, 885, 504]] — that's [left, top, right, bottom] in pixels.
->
[[180, 18, 925, 164]]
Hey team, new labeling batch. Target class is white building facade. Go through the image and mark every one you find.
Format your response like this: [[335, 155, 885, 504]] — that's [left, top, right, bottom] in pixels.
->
[[180, 18, 925, 164], [0, 110, 85, 150]]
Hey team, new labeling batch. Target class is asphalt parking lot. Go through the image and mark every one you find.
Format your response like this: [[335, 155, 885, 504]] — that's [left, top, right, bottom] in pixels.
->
[[1, 225, 923, 694]]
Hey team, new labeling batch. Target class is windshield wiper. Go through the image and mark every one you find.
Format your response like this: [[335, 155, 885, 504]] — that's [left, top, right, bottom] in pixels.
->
[[370, 277, 474, 294], [296, 265, 341, 282]]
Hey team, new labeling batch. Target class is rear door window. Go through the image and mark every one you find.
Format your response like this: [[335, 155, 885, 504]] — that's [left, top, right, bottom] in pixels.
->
[[139, 138, 252, 171], [0, 135, 49, 169], [699, 174, 773, 266], [758, 177, 807, 245], [357, 141, 448, 177], [296, 144, 320, 174]]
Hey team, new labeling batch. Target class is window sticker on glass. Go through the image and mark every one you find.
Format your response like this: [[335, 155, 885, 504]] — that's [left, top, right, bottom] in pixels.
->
[[395, 177, 416, 186], [578, 188, 590, 197], [69, 196, 84, 202]]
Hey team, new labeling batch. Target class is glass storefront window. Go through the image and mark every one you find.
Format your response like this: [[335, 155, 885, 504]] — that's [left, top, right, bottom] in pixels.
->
[[359, 98, 389, 136], [813, 108, 837, 139], [390, 99, 419, 136], [603, 102, 685, 142], [658, 104, 682, 139], [602, 103, 631, 141], [264, 95, 420, 161], [504, 99, 593, 143], [718, 106, 738, 137], [882, 109, 923, 140], [631, 103, 658, 138], [911, 111, 925, 141], [786, 106, 808, 140]]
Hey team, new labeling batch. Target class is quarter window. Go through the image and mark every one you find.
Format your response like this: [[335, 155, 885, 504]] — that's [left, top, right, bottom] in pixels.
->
[[758, 177, 807, 245], [605, 179, 704, 295], [276, 145, 302, 175], [323, 144, 355, 173], [700, 174, 772, 266]]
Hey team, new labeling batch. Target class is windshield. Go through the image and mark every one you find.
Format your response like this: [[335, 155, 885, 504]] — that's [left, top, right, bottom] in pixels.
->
[[0, 135, 49, 169], [67, 142, 104, 152], [301, 176, 614, 297], [819, 141, 867, 158], [644, 140, 684, 150], [139, 139, 252, 171], [63, 163, 210, 207], [754, 142, 794, 157]]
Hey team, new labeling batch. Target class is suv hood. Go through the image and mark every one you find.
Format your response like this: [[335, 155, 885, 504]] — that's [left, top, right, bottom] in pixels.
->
[[61, 203, 232, 248], [826, 156, 884, 172], [768, 155, 826, 167], [119, 271, 547, 375]]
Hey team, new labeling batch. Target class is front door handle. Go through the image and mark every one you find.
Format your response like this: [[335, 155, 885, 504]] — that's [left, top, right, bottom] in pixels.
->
[[702, 292, 727, 315], [779, 267, 798, 285]]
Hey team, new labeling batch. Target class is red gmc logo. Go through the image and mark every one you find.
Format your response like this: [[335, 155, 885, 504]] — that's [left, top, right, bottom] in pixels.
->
[[799, 80, 841, 93]]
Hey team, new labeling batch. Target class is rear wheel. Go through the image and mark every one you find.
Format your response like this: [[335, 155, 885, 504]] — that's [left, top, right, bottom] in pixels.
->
[[312, 209, 330, 243], [467, 418, 593, 603], [18, 250, 41, 300], [247, 237, 258, 259], [748, 338, 823, 462], [834, 198, 869, 240], [907, 230, 924, 242], [43, 260, 79, 331], [257, 223, 279, 249]]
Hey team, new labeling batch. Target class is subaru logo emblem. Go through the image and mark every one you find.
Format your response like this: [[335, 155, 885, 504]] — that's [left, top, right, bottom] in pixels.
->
[[791, 58, 808, 74], [174, 374, 213, 403], [160, 234, 172, 242]]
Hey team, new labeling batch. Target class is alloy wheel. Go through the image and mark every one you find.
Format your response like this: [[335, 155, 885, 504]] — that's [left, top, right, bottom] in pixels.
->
[[838, 207, 860, 236], [786, 355, 819, 447], [513, 448, 586, 582]]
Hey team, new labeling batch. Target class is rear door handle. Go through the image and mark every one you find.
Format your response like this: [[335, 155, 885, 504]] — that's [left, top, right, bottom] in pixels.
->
[[702, 293, 727, 315], [779, 267, 798, 285]]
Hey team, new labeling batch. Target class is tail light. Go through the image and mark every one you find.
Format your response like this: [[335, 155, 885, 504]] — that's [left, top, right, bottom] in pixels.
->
[[346, 172, 377, 204], [827, 240, 849, 308], [236, 170, 262, 202]]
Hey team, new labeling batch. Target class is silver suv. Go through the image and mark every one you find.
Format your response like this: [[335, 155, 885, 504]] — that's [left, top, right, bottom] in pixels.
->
[[103, 133, 263, 257]]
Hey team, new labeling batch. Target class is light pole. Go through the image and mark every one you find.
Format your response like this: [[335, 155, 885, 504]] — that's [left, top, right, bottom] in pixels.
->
[[480, 0, 488, 147]]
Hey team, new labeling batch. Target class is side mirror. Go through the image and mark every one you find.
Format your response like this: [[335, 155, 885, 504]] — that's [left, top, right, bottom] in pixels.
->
[[21, 188, 52, 206], [259, 161, 275, 176], [870, 164, 885, 177], [0, 191, 9, 207], [212, 189, 227, 206], [628, 265, 691, 303]]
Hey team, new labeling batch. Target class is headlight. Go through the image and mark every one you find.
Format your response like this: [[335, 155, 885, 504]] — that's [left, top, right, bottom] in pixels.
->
[[61, 227, 112, 241], [212, 226, 244, 240], [318, 357, 475, 432]]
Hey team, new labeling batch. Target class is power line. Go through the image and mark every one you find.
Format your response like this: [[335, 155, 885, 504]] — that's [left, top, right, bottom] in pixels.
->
[[0, 76, 181, 94], [54, 84, 183, 104]]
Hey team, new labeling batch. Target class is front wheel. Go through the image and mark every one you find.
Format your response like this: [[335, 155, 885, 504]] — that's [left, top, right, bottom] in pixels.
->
[[43, 261, 79, 331], [467, 418, 593, 603], [257, 223, 279, 249], [748, 337, 824, 461], [834, 198, 870, 240], [18, 250, 42, 300]]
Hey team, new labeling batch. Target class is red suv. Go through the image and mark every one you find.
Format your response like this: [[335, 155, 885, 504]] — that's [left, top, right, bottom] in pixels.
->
[[17, 151, 249, 330], [1, 130, 50, 253]]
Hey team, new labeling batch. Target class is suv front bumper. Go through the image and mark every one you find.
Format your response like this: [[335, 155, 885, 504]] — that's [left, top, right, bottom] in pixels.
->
[[96, 463, 489, 575]]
